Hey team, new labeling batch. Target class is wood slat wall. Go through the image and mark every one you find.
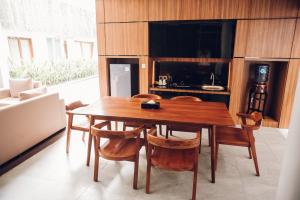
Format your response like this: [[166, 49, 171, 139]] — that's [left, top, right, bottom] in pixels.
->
[[234, 20, 249, 57], [104, 0, 148, 22], [245, 19, 296, 58], [291, 19, 300, 58], [96, 0, 105, 23], [149, 0, 182, 21], [250, 0, 299, 19], [98, 56, 109, 96], [105, 22, 148, 55], [279, 59, 300, 128], [96, 24, 106, 55]]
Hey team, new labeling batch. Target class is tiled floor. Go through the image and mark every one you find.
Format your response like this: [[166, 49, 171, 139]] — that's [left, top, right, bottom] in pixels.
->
[[0, 127, 287, 200]]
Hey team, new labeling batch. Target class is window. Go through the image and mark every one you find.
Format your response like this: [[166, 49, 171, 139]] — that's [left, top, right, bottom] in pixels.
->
[[47, 38, 63, 61], [74, 41, 94, 59], [8, 37, 33, 63]]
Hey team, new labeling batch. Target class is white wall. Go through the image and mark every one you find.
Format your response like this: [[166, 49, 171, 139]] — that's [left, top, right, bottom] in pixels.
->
[[276, 75, 300, 200]]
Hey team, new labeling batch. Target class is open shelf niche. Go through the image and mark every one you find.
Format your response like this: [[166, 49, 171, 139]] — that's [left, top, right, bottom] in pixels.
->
[[241, 60, 289, 127]]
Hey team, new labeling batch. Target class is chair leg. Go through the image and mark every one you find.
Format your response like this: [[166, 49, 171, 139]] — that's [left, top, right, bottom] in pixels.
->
[[93, 137, 99, 182], [208, 128, 211, 146], [250, 143, 260, 176], [146, 145, 152, 194], [248, 147, 252, 159], [159, 125, 163, 136], [199, 131, 202, 154], [66, 115, 73, 154], [82, 131, 86, 142], [215, 143, 219, 171], [86, 133, 93, 166], [133, 153, 139, 189], [192, 148, 199, 200], [170, 130, 173, 136], [143, 129, 148, 158], [123, 123, 126, 131]]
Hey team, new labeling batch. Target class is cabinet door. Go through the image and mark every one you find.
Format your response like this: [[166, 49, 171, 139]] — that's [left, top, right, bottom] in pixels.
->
[[96, 0, 105, 23], [291, 19, 300, 58], [234, 20, 249, 57], [104, 0, 148, 22], [105, 22, 148, 56], [250, 0, 299, 18], [149, 0, 182, 21], [96, 24, 106, 55], [181, 0, 250, 20], [245, 19, 296, 58], [98, 56, 109, 97]]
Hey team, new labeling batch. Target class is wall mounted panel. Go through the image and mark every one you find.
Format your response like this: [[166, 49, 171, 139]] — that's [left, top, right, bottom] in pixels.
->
[[149, 0, 182, 21]]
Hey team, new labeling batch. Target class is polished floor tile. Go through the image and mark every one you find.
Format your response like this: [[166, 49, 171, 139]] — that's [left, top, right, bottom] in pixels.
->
[[0, 127, 286, 200]]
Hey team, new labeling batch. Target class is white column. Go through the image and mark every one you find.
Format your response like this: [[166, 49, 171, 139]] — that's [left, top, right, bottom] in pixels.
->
[[0, 24, 9, 88], [276, 75, 300, 200]]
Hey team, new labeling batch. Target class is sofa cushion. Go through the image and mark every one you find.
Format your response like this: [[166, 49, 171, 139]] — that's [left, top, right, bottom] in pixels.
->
[[9, 78, 33, 97], [19, 87, 47, 101], [0, 97, 20, 105]]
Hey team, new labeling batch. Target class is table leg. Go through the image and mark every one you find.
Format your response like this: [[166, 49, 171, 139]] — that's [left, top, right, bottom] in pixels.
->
[[211, 125, 216, 183], [86, 116, 95, 166]]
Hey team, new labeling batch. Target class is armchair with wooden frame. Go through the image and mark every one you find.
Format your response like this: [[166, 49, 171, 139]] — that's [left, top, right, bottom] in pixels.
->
[[146, 128, 200, 200], [91, 121, 145, 189], [215, 112, 263, 176]]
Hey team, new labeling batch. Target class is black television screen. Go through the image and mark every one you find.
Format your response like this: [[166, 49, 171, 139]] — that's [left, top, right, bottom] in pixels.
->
[[150, 20, 236, 58]]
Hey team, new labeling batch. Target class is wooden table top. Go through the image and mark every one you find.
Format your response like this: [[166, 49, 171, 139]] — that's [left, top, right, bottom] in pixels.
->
[[70, 97, 235, 127]]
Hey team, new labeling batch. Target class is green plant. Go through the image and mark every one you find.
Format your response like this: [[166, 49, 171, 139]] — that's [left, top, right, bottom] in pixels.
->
[[9, 60, 97, 86]]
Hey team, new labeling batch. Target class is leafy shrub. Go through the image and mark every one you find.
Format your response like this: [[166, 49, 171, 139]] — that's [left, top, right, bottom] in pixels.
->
[[9, 60, 97, 86]]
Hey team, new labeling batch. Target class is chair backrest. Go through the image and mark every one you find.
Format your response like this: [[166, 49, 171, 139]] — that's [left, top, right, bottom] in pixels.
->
[[147, 128, 200, 150], [65, 100, 88, 111], [238, 112, 263, 131], [171, 96, 202, 102], [91, 121, 143, 139], [132, 94, 162, 100]]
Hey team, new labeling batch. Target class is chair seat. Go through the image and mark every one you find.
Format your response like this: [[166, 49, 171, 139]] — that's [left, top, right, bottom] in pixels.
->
[[216, 126, 250, 147], [100, 138, 144, 161], [151, 147, 196, 171], [124, 121, 155, 129], [72, 118, 90, 132]]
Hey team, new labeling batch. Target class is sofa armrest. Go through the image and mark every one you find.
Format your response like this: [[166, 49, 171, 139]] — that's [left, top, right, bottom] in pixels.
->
[[0, 88, 10, 99]]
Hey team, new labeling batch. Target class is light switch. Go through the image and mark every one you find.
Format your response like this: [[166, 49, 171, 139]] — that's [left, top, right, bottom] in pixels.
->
[[141, 64, 146, 69]]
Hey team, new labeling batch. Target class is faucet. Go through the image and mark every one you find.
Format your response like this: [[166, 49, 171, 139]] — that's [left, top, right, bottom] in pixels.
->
[[210, 72, 215, 86]]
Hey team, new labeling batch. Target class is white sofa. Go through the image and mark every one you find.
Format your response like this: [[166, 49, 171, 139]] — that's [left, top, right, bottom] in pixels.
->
[[0, 91, 66, 165]]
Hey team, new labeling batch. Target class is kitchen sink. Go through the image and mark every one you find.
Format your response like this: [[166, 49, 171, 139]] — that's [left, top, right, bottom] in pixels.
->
[[201, 85, 225, 91]]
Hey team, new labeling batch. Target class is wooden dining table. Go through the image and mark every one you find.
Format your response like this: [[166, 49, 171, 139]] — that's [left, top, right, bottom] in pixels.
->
[[69, 96, 235, 183]]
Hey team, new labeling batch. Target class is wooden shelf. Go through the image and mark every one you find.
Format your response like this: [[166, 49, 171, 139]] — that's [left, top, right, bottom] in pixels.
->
[[149, 87, 231, 96], [244, 57, 289, 62], [262, 116, 279, 128], [152, 57, 231, 63]]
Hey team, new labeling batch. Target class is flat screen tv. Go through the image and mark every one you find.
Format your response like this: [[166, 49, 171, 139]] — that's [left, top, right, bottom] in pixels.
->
[[150, 20, 236, 58]]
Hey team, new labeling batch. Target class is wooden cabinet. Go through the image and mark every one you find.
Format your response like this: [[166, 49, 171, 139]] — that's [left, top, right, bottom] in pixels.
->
[[98, 56, 109, 96], [96, 24, 106, 55], [250, 0, 299, 19], [291, 19, 300, 58], [149, 0, 182, 21], [245, 19, 296, 58], [279, 59, 300, 128], [105, 22, 148, 56], [234, 20, 249, 57], [104, 0, 148, 22], [181, 0, 250, 20], [139, 56, 151, 93], [96, 0, 105, 23]]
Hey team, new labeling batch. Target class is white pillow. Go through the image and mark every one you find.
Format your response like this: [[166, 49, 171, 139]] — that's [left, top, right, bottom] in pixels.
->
[[19, 86, 47, 101], [9, 78, 33, 97]]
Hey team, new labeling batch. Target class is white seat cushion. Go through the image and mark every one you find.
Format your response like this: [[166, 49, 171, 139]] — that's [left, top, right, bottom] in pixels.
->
[[19, 87, 47, 101]]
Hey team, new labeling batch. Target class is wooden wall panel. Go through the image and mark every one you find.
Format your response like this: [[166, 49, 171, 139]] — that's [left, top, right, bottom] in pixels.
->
[[250, 0, 299, 19], [104, 0, 148, 22], [96, 24, 106, 55], [181, 0, 250, 20], [291, 19, 300, 58], [96, 0, 105, 23], [98, 56, 109, 97], [234, 20, 249, 57], [149, 0, 182, 21], [245, 19, 296, 58], [139, 56, 151, 94], [279, 59, 300, 128], [229, 58, 247, 124], [105, 22, 148, 56]]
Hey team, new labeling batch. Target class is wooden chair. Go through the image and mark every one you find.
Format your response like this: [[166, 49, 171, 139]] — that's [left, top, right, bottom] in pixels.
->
[[166, 96, 211, 152], [146, 128, 200, 200], [91, 121, 145, 189], [123, 93, 163, 136], [215, 112, 263, 176], [65, 100, 89, 153]]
